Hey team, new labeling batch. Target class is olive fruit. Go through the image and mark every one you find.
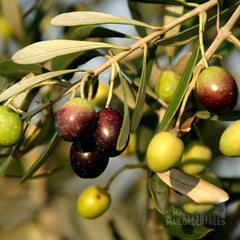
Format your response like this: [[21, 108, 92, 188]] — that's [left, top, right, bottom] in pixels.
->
[[219, 120, 240, 156], [182, 200, 214, 215], [0, 106, 23, 146], [155, 70, 180, 103], [93, 108, 128, 157], [196, 66, 238, 115], [55, 97, 96, 141], [146, 132, 184, 172], [77, 185, 111, 219], [91, 82, 109, 108], [180, 141, 212, 175], [121, 133, 136, 156], [70, 140, 109, 178]]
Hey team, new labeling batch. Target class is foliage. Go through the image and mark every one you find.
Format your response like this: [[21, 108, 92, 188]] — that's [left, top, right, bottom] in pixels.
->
[[0, 0, 240, 239]]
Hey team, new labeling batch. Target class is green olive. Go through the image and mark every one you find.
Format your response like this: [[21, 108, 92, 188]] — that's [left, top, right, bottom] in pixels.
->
[[182, 201, 214, 215], [121, 133, 136, 156], [219, 120, 240, 156], [155, 70, 180, 103], [77, 186, 111, 219], [91, 82, 108, 108], [0, 106, 23, 147], [180, 141, 212, 175], [146, 132, 184, 172]]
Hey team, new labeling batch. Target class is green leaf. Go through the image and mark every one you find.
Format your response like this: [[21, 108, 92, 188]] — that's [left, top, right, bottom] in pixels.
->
[[158, 208, 210, 239], [0, 69, 82, 103], [51, 50, 101, 71], [116, 67, 131, 151], [128, 0, 191, 6], [20, 132, 59, 183], [0, 60, 45, 79], [159, 41, 199, 131], [12, 40, 129, 64], [155, 2, 239, 47], [69, 26, 132, 39], [130, 45, 147, 133], [50, 11, 159, 29], [149, 173, 169, 214]]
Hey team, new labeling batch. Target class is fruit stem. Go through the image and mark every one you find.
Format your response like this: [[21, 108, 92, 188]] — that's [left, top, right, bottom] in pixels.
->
[[199, 11, 209, 68], [104, 163, 148, 192], [105, 63, 116, 108], [174, 65, 202, 136], [227, 34, 240, 51]]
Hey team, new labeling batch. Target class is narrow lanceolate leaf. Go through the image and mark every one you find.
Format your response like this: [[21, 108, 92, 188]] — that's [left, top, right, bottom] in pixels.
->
[[159, 41, 199, 131], [51, 11, 159, 29], [149, 173, 169, 214], [128, 0, 190, 6], [20, 132, 59, 184], [157, 168, 229, 203], [0, 69, 82, 103], [163, 4, 184, 58], [155, 2, 239, 47], [130, 45, 147, 133], [116, 66, 131, 151], [12, 40, 129, 64]]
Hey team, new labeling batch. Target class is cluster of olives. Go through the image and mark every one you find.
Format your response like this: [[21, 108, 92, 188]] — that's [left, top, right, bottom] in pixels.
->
[[147, 65, 239, 176], [54, 97, 129, 218], [55, 97, 128, 179], [146, 132, 212, 174]]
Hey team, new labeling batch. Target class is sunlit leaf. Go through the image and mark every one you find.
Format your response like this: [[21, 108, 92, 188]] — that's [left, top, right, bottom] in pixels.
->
[[51, 11, 159, 29], [156, 168, 229, 203], [0, 69, 83, 103], [159, 41, 199, 131], [20, 132, 59, 183], [12, 40, 129, 64]]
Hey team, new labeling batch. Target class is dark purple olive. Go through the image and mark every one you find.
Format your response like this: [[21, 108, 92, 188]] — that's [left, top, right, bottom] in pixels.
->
[[55, 97, 96, 141], [93, 108, 128, 157], [70, 140, 109, 178], [196, 66, 238, 115]]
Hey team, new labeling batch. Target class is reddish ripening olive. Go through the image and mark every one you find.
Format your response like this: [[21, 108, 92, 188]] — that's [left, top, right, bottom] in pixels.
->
[[55, 97, 96, 141], [93, 108, 128, 157], [196, 66, 238, 115], [70, 140, 109, 178]]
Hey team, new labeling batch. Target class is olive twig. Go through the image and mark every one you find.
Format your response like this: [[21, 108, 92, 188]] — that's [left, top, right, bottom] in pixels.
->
[[106, 63, 116, 108], [199, 11, 208, 68], [227, 34, 240, 51]]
